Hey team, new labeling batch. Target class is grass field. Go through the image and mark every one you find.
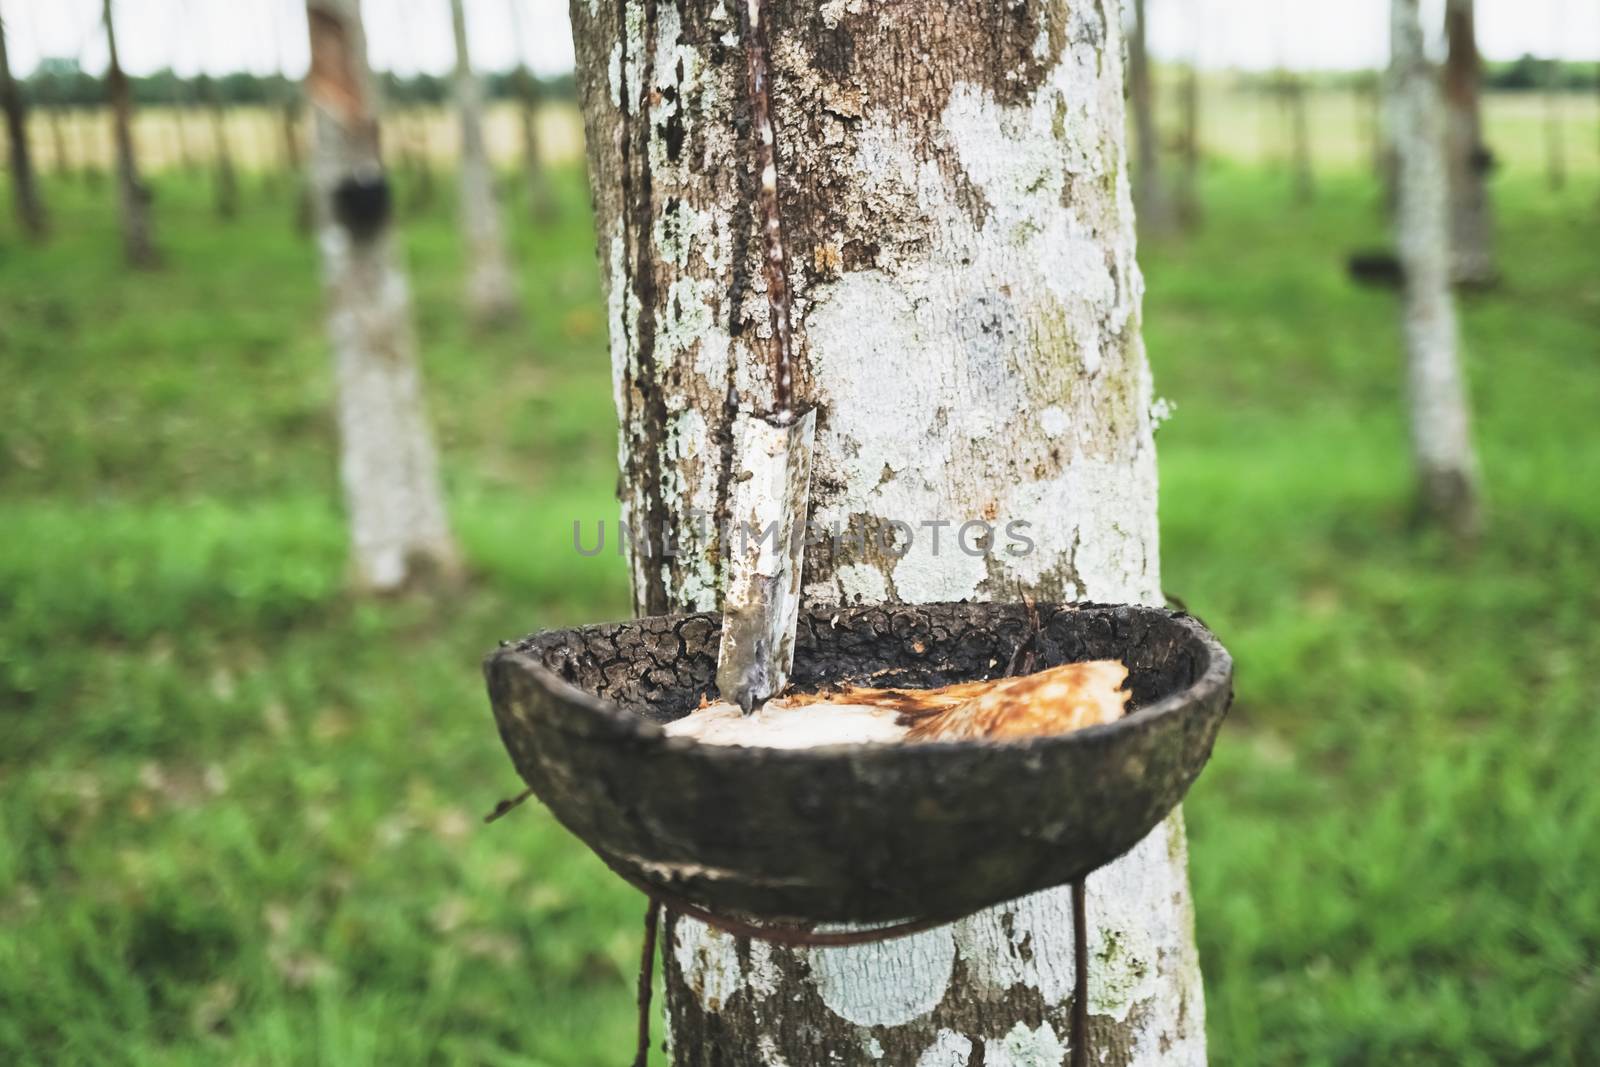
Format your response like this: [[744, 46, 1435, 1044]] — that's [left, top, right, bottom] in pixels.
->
[[3, 136, 1599, 1065], [25, 87, 1598, 179]]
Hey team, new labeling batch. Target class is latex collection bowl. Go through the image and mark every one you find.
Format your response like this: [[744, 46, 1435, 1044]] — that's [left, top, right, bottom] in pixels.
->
[[483, 601, 1232, 925]]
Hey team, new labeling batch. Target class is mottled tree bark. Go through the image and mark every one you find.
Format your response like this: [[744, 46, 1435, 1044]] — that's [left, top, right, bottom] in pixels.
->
[[1129, 0, 1173, 234], [1443, 0, 1494, 286], [1389, 0, 1481, 540], [0, 4, 46, 238], [101, 0, 156, 267], [305, 0, 460, 592], [569, 1, 1206, 1062], [450, 0, 519, 323]]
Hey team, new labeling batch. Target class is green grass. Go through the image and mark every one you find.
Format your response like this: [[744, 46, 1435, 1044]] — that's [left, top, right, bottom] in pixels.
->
[[1143, 163, 1600, 1065], [3, 150, 1599, 1065]]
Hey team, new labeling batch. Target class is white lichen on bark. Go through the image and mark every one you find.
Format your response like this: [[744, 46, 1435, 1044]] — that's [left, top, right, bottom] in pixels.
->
[[1389, 0, 1482, 538], [451, 0, 520, 323], [306, 0, 459, 592], [571, 0, 1205, 1060]]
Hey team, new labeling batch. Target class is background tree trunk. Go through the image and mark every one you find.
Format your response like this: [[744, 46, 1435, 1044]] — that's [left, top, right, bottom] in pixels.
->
[[282, 95, 314, 234], [1130, 0, 1174, 234], [305, 0, 460, 592], [1544, 69, 1566, 192], [1362, 73, 1384, 181], [47, 105, 68, 177], [207, 93, 239, 220], [513, 80, 555, 222], [1177, 60, 1202, 229], [101, 0, 156, 267], [449, 0, 519, 323], [0, 4, 46, 239], [570, 1, 1206, 1062], [1443, 0, 1494, 286], [171, 93, 197, 173], [401, 109, 435, 211], [1287, 76, 1314, 204], [281, 98, 303, 174], [75, 110, 100, 187], [1389, 0, 1481, 539], [506, 0, 557, 222]]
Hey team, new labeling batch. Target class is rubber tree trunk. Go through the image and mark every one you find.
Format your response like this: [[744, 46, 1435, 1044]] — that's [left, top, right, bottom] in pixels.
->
[[1129, 0, 1173, 234], [281, 98, 303, 173], [505, 0, 556, 222], [173, 94, 197, 172], [514, 80, 555, 222], [0, 5, 46, 239], [1287, 77, 1314, 204], [1544, 75, 1566, 192], [209, 100, 239, 220], [404, 109, 436, 210], [47, 106, 68, 176], [74, 110, 100, 186], [101, 0, 156, 267], [449, 0, 519, 324], [570, 2, 1206, 1061], [281, 94, 314, 234], [1176, 61, 1202, 230], [1388, 0, 1481, 540], [304, 0, 460, 592], [1363, 74, 1384, 181], [1443, 0, 1495, 285]]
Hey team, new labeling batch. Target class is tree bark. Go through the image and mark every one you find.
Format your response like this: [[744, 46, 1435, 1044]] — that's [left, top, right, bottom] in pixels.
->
[[570, 1, 1206, 1061], [1129, 0, 1173, 234], [101, 0, 156, 267], [0, 4, 46, 239], [1389, 0, 1481, 540], [305, 0, 460, 592], [1442, 0, 1494, 286], [449, 0, 519, 323]]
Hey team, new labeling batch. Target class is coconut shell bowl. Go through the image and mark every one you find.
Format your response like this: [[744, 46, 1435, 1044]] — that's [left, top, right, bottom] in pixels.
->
[[483, 601, 1232, 927]]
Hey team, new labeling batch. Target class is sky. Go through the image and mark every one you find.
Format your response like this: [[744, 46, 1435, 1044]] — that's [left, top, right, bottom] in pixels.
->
[[3, 0, 1596, 80]]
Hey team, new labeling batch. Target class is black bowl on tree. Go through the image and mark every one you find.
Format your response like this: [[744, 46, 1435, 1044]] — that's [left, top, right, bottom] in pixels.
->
[[483, 601, 1232, 927]]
